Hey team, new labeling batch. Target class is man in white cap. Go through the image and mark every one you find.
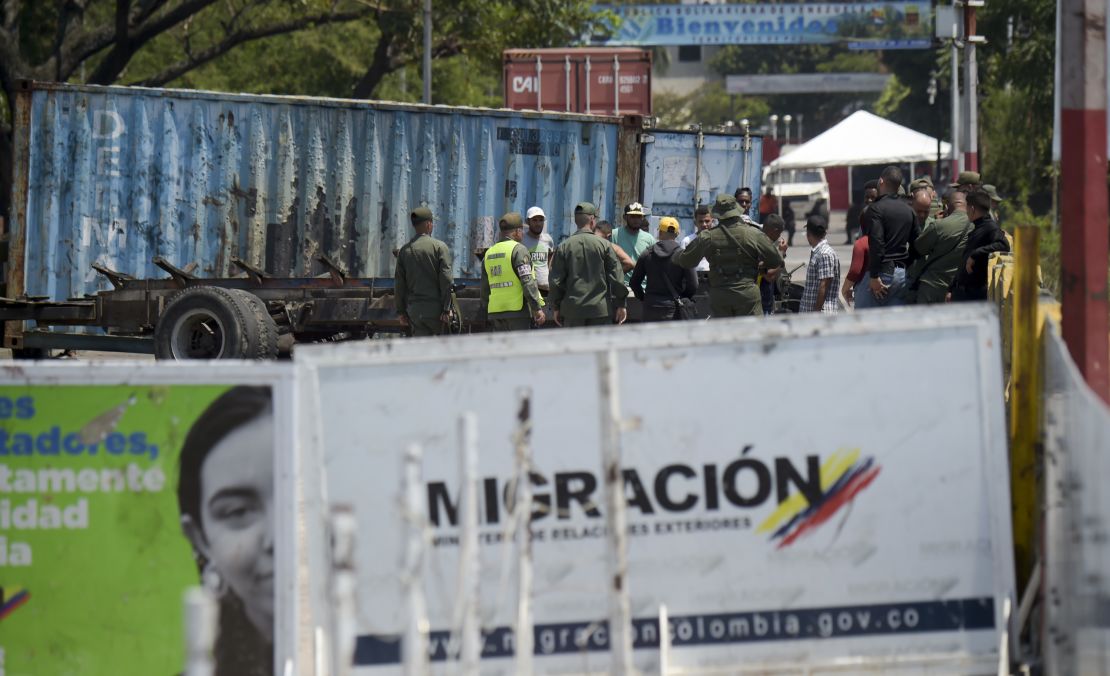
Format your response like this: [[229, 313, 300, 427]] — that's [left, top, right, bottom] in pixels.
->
[[523, 206, 555, 293], [616, 201, 656, 285]]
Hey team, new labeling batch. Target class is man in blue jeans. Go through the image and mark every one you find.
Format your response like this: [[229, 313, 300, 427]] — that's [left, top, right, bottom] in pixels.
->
[[863, 165, 918, 307]]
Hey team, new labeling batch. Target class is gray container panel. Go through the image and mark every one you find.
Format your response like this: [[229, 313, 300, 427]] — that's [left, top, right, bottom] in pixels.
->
[[640, 131, 764, 237]]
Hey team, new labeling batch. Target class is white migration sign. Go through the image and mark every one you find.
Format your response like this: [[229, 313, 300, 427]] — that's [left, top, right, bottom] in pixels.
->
[[299, 306, 1015, 674]]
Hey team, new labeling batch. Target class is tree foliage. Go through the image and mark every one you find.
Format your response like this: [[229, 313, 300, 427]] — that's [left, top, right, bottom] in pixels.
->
[[976, 0, 1056, 207], [654, 81, 768, 129]]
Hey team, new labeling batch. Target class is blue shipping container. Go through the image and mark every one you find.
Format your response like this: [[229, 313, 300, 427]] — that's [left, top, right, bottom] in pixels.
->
[[9, 82, 634, 303]]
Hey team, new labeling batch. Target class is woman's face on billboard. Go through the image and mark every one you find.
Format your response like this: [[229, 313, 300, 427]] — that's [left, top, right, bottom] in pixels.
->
[[198, 415, 275, 639]]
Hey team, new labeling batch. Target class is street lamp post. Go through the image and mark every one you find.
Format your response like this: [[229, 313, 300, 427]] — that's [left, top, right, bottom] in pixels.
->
[[783, 114, 793, 145], [797, 114, 804, 143], [423, 0, 432, 104], [769, 114, 779, 140]]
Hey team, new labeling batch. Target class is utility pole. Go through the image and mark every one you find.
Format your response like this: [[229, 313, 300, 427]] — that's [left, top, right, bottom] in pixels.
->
[[423, 0, 432, 104], [928, 71, 941, 182], [963, 0, 982, 172], [1059, 0, 1110, 402], [949, 6, 961, 177]]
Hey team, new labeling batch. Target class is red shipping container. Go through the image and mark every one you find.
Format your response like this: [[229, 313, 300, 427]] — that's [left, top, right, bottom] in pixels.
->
[[503, 48, 652, 117]]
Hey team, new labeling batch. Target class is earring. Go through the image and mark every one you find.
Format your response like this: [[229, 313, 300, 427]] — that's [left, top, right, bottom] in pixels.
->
[[202, 564, 227, 597]]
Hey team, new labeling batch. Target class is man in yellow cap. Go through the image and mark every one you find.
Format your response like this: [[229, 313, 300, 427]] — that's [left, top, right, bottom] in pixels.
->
[[629, 216, 698, 321], [394, 206, 454, 336], [676, 194, 783, 318], [479, 213, 546, 331]]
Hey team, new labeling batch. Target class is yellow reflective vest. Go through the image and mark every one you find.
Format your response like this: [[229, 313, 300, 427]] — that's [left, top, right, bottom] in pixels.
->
[[484, 240, 526, 313]]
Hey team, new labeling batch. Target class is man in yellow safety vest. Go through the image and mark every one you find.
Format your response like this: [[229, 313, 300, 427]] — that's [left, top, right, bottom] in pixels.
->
[[479, 212, 547, 331]]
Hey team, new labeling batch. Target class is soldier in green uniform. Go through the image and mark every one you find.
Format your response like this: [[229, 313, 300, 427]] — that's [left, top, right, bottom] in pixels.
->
[[676, 194, 783, 318], [479, 212, 547, 331], [909, 177, 937, 228], [549, 202, 628, 327], [906, 190, 971, 304], [394, 206, 454, 336]]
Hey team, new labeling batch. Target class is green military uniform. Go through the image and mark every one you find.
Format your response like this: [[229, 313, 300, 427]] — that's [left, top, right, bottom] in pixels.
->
[[907, 210, 971, 304], [480, 213, 545, 332], [394, 207, 454, 336], [549, 202, 626, 327], [982, 184, 1003, 225], [675, 194, 783, 318]]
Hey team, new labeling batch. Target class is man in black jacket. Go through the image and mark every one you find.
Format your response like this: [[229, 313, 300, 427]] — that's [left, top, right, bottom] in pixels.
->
[[630, 217, 699, 321], [950, 190, 1010, 301], [864, 165, 919, 307]]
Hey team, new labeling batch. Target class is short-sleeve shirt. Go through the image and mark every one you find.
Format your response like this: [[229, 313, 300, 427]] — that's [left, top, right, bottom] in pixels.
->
[[800, 239, 841, 314], [522, 230, 555, 289], [614, 227, 656, 284], [679, 232, 710, 272]]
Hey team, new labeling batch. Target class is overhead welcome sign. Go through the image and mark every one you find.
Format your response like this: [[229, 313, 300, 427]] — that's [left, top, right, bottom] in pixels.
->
[[595, 3, 934, 48]]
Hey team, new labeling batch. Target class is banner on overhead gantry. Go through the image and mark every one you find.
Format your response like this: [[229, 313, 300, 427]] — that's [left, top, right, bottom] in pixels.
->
[[593, 3, 934, 48], [726, 73, 892, 95]]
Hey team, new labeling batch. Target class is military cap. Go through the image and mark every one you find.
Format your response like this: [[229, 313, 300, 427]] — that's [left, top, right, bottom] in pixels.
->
[[949, 171, 981, 188], [499, 212, 524, 231], [909, 177, 933, 192], [575, 201, 597, 216], [982, 184, 1004, 203], [410, 206, 433, 224], [712, 194, 743, 221]]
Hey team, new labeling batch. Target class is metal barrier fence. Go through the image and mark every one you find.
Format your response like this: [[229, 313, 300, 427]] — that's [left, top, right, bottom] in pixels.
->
[[988, 224, 1110, 674]]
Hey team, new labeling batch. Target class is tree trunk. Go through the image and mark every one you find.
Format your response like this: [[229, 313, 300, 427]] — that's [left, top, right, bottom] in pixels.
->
[[352, 30, 399, 99], [1, 122, 12, 232]]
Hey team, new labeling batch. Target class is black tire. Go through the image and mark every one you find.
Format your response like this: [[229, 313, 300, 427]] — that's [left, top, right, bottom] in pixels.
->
[[227, 289, 278, 360], [154, 286, 255, 360]]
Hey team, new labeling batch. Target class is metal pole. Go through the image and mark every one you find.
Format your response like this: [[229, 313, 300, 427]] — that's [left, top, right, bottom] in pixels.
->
[[585, 56, 592, 114], [565, 55, 572, 113], [456, 414, 481, 675], [658, 604, 670, 676], [1010, 226, 1041, 586], [1060, 0, 1110, 402], [597, 350, 633, 673], [331, 506, 359, 676], [402, 444, 430, 675], [422, 0, 432, 104], [512, 391, 535, 676], [183, 587, 217, 676], [613, 54, 621, 115], [964, 3, 979, 171], [950, 25, 961, 176], [535, 55, 543, 112]]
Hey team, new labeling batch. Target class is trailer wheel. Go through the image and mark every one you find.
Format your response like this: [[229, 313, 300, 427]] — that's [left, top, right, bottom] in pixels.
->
[[228, 289, 279, 360], [154, 286, 255, 360]]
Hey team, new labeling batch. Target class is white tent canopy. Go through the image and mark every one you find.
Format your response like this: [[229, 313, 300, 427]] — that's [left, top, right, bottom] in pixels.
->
[[768, 110, 951, 170]]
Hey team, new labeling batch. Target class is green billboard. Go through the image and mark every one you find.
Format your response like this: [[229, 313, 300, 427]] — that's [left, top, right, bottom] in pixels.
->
[[0, 384, 276, 676]]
